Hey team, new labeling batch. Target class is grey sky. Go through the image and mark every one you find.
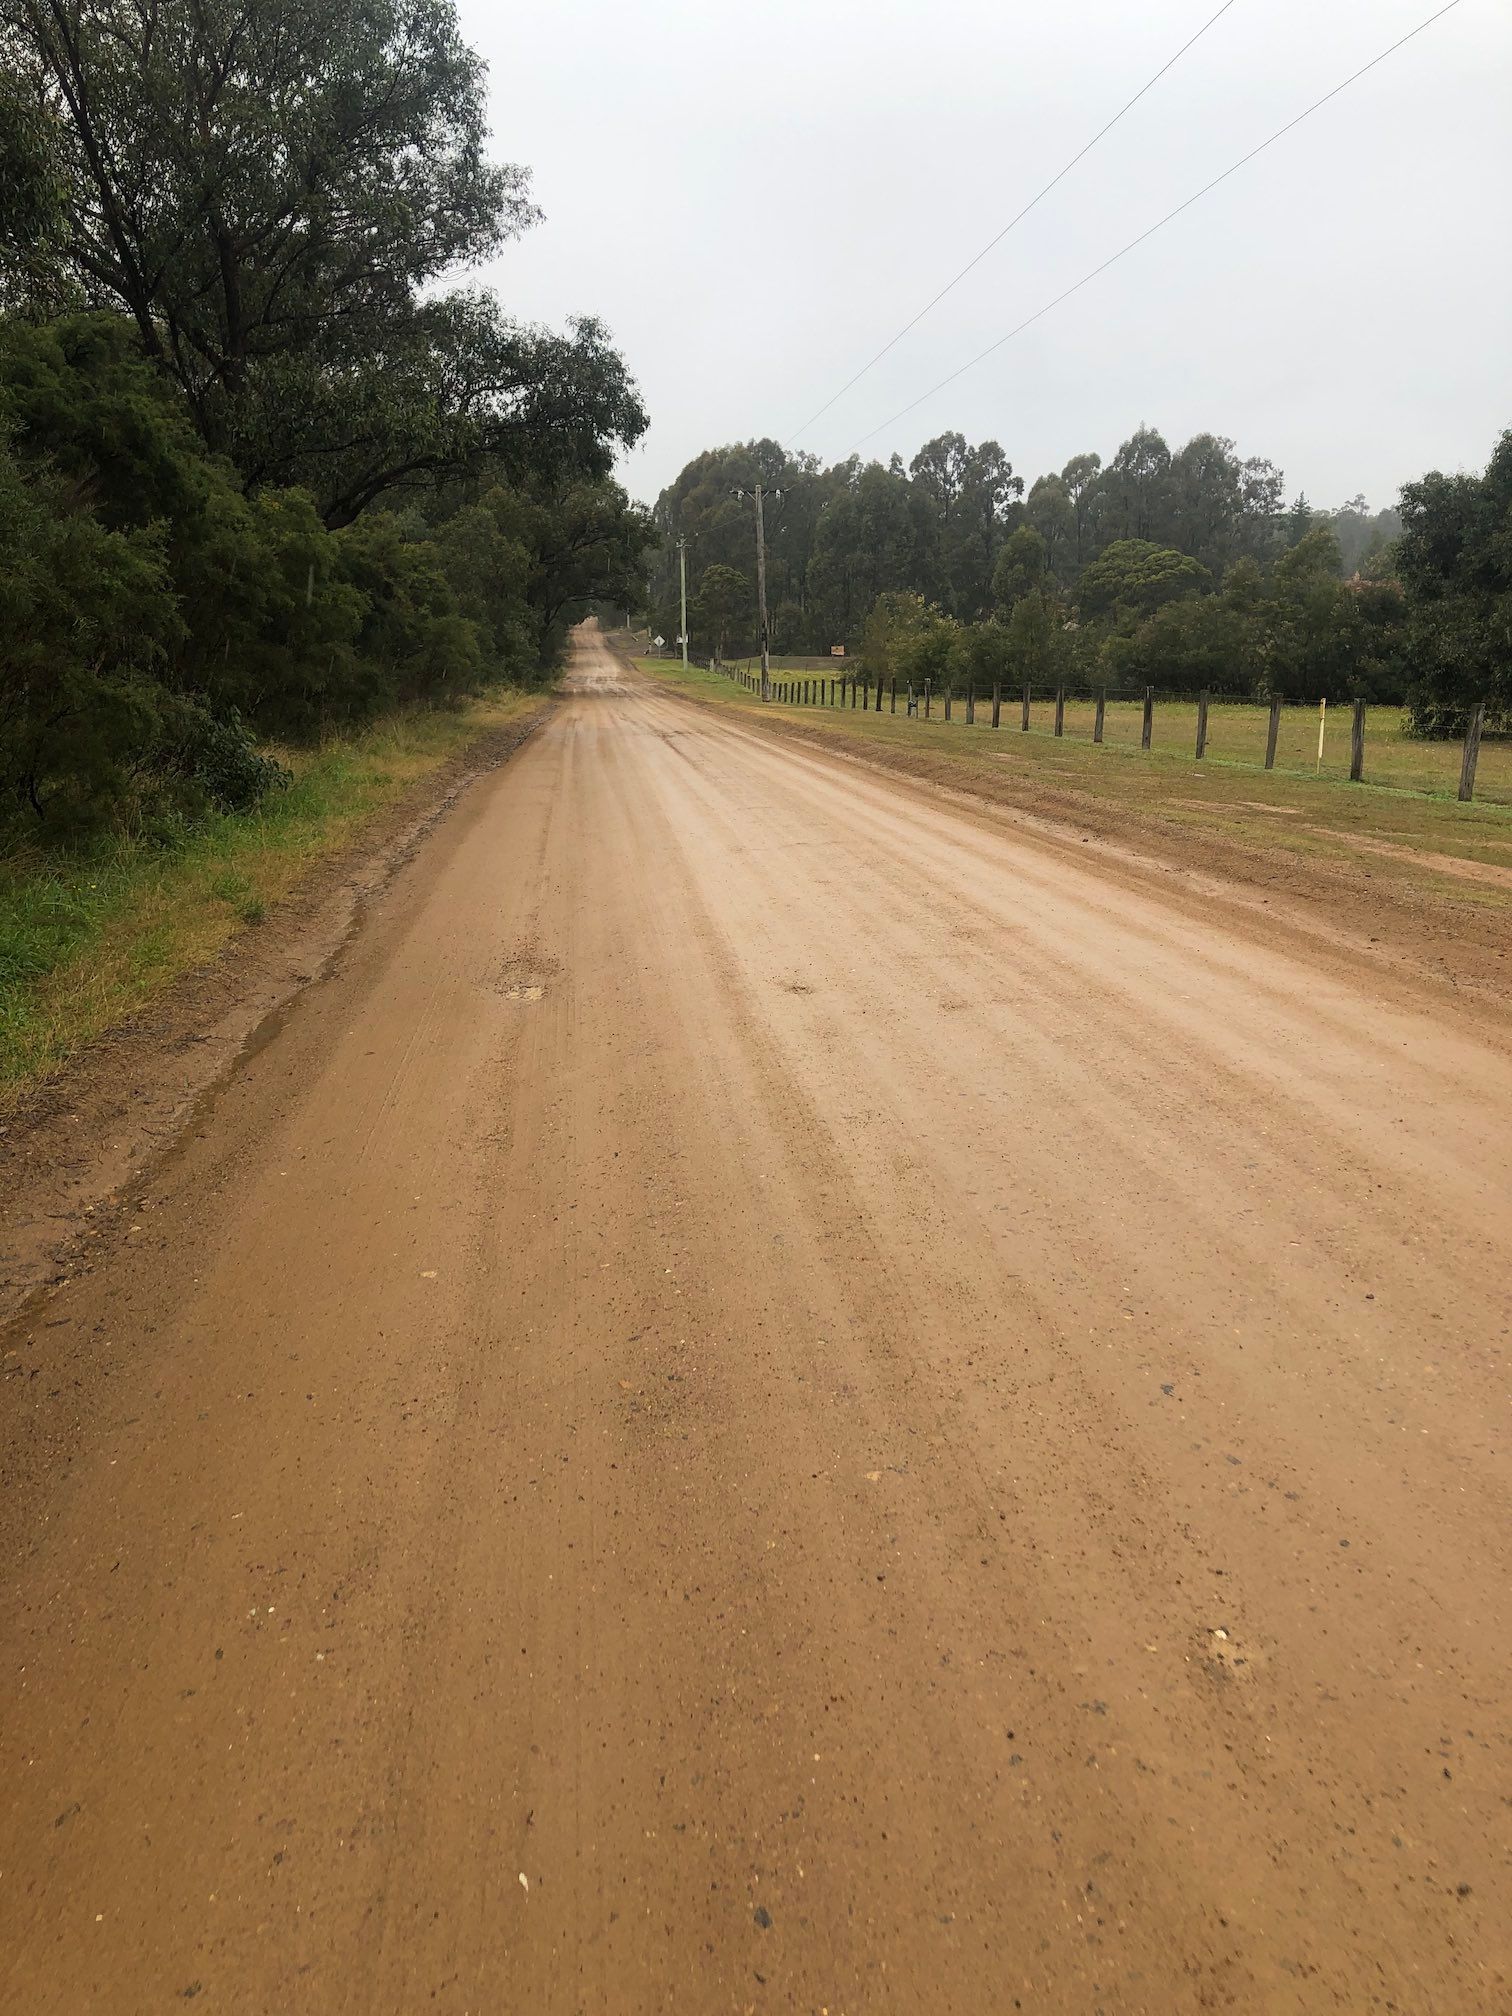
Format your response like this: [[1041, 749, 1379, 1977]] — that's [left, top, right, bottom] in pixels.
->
[[465, 0, 1510, 513]]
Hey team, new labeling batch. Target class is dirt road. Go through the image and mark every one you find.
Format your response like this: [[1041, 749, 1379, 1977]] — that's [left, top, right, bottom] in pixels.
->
[[3, 627, 1509, 2013]]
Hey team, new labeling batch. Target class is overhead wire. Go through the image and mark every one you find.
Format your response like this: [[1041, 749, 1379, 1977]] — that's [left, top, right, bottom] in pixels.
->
[[838, 0, 1465, 459], [842, 1, 1467, 459], [782, 0, 1243, 449]]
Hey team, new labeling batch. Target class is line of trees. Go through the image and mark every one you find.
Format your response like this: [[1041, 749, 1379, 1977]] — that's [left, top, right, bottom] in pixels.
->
[[650, 426, 1510, 733], [1, 0, 652, 837]]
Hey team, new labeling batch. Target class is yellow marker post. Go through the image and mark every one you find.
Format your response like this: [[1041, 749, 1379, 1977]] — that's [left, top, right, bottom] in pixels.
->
[[1316, 697, 1328, 773]]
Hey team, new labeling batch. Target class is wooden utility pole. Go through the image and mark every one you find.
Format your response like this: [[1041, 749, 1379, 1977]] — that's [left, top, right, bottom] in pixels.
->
[[677, 536, 689, 670], [731, 483, 778, 700], [753, 483, 771, 701]]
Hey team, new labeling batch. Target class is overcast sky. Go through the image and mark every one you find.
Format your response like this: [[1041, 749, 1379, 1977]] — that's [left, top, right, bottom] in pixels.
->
[[463, 0, 1510, 513]]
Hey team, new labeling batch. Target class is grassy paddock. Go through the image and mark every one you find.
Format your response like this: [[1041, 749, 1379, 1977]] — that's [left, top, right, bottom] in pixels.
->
[[0, 691, 546, 1110], [678, 662, 1512, 806], [1029, 694, 1512, 802], [638, 657, 1512, 896]]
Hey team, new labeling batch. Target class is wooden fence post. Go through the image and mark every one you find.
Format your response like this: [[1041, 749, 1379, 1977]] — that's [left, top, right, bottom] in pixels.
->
[[1265, 695, 1280, 770], [890, 678, 897, 713], [850, 679, 857, 709], [944, 688, 953, 721], [991, 681, 1001, 729], [1022, 682, 1032, 731], [1094, 689, 1105, 744], [966, 682, 975, 725], [1142, 687, 1153, 751], [924, 682, 932, 719], [1053, 688, 1065, 737], [1350, 698, 1365, 782], [906, 682, 914, 716], [1195, 690, 1209, 760], [1459, 700, 1486, 803]]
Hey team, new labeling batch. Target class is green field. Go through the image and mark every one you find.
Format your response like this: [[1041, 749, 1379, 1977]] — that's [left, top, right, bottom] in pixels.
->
[[680, 663, 1511, 806]]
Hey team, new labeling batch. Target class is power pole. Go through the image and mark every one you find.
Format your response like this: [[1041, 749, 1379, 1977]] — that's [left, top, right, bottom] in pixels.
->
[[677, 536, 689, 670], [753, 483, 771, 702], [732, 482, 779, 702]]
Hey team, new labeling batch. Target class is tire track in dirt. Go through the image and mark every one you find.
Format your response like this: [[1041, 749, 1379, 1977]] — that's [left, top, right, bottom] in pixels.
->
[[1, 629, 1507, 2013]]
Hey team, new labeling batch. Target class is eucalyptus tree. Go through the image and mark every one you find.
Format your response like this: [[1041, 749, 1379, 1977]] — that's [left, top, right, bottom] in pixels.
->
[[1, 0, 644, 515], [1396, 429, 1512, 730]]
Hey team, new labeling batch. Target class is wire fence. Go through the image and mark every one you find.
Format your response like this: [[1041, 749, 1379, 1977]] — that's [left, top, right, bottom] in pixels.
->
[[714, 666, 1509, 808]]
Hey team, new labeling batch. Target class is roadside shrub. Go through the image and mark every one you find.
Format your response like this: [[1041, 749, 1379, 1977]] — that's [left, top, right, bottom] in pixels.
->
[[168, 703, 292, 814], [0, 432, 181, 830], [215, 488, 370, 738], [335, 512, 484, 708]]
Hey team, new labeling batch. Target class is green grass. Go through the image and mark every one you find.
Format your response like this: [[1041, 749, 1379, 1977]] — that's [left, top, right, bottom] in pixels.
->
[[637, 657, 1512, 896], [698, 670, 1511, 802], [0, 692, 547, 1111]]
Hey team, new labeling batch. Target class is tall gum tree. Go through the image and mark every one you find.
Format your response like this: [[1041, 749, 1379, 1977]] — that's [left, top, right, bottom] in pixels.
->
[[1, 0, 645, 516]]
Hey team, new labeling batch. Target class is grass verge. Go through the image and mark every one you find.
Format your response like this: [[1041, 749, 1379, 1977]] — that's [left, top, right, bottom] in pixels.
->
[[0, 691, 547, 1112]]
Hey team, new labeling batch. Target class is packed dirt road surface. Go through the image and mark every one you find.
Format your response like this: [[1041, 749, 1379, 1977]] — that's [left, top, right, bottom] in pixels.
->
[[3, 624, 1509, 2015]]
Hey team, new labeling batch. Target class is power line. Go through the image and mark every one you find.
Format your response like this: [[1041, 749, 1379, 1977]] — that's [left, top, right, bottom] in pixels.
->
[[782, 0, 1242, 450], [841, 0, 1464, 460]]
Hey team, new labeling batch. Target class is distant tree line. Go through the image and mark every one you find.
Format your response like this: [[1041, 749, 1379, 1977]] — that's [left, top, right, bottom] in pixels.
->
[[0, 0, 651, 837], [650, 426, 1510, 734]]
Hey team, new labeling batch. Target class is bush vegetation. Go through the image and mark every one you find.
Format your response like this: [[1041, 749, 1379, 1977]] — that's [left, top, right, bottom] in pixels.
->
[[0, 0, 652, 843]]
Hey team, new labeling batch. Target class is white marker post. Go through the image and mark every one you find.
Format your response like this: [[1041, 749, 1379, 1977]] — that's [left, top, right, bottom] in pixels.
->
[[1316, 697, 1328, 774]]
